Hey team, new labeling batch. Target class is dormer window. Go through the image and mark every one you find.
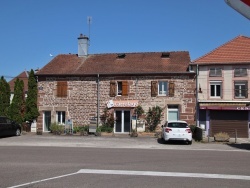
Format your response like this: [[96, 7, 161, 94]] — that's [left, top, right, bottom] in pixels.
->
[[234, 68, 247, 77], [161, 52, 170, 58], [209, 68, 222, 77], [117, 53, 126, 59]]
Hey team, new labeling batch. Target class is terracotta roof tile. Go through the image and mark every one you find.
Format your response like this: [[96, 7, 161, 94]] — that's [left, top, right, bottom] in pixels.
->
[[36, 51, 191, 76], [193, 35, 250, 65], [8, 71, 29, 92]]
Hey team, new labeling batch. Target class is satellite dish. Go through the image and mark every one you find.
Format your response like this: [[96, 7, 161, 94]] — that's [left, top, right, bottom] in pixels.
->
[[225, 0, 250, 20]]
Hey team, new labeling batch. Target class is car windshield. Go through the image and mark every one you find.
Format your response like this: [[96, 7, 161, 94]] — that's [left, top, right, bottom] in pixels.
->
[[168, 122, 188, 128]]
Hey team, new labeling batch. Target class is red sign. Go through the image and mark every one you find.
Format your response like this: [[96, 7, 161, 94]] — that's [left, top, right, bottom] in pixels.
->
[[200, 106, 250, 110]]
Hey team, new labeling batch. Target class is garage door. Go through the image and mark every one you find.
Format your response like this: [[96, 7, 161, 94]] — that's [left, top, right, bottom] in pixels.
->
[[210, 110, 248, 138]]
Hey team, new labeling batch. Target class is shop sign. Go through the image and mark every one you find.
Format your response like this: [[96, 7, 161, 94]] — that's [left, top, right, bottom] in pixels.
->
[[107, 100, 138, 108]]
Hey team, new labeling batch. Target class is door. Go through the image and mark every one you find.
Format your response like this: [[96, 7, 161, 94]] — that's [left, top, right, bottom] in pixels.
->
[[167, 105, 179, 121], [115, 110, 131, 133], [44, 111, 51, 132]]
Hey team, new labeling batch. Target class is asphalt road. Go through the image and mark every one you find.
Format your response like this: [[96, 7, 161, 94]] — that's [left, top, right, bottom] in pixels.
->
[[0, 134, 250, 188]]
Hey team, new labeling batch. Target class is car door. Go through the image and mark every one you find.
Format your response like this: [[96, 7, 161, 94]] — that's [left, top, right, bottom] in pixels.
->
[[0, 117, 8, 136]]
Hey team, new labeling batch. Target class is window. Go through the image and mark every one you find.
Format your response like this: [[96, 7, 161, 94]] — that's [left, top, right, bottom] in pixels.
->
[[210, 81, 222, 97], [57, 81, 67, 97], [234, 68, 247, 77], [209, 68, 222, 77], [57, 111, 65, 125], [117, 81, 128, 96], [151, 81, 174, 97], [158, 81, 167, 96], [167, 105, 179, 121], [234, 81, 248, 98], [110, 81, 128, 97]]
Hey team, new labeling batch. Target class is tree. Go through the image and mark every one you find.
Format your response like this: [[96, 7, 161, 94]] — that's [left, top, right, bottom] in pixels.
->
[[24, 69, 39, 123], [145, 105, 163, 132], [0, 76, 10, 116], [7, 78, 25, 124]]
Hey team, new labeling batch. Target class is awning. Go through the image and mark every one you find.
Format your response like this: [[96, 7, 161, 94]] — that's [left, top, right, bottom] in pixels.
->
[[199, 102, 250, 110]]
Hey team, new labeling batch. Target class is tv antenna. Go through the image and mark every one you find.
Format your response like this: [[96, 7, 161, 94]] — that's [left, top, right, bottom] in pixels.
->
[[87, 16, 92, 46]]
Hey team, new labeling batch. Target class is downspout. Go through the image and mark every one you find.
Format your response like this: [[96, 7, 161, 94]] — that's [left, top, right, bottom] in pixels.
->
[[97, 74, 100, 127], [196, 64, 199, 127]]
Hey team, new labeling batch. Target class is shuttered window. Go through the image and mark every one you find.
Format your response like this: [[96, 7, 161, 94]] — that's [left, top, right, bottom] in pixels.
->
[[151, 81, 158, 97], [169, 82, 175, 97], [234, 68, 247, 77], [110, 81, 116, 97], [122, 81, 128, 96], [209, 68, 222, 77], [57, 81, 67, 98]]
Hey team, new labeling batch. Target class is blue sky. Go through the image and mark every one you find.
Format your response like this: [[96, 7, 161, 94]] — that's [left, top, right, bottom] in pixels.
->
[[0, 0, 250, 81]]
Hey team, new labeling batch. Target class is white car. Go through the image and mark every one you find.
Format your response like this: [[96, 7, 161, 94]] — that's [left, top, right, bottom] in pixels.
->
[[161, 120, 192, 145]]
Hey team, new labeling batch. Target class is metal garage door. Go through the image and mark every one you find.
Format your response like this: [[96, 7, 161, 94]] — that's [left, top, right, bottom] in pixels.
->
[[210, 110, 248, 138]]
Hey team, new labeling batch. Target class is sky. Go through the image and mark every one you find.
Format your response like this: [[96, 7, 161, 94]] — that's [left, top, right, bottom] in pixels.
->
[[0, 0, 250, 81]]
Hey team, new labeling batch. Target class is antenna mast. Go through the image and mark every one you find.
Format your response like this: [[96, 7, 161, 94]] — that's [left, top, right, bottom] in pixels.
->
[[87, 16, 92, 46]]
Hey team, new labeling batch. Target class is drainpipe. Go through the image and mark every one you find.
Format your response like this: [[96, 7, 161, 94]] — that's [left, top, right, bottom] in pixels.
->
[[196, 64, 199, 127], [97, 74, 100, 127]]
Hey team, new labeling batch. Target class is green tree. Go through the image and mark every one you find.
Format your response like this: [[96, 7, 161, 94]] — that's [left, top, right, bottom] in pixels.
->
[[7, 78, 25, 124], [0, 76, 10, 116], [24, 69, 39, 123], [145, 105, 163, 132]]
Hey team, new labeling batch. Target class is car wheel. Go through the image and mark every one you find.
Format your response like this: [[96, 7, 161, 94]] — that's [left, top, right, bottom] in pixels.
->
[[188, 140, 192, 145], [15, 129, 21, 136]]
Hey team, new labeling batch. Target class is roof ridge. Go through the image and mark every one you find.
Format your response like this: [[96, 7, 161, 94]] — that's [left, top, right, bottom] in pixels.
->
[[193, 35, 250, 63]]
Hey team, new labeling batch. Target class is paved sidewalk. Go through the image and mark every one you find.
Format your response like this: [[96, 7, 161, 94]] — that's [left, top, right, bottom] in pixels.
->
[[0, 132, 250, 151]]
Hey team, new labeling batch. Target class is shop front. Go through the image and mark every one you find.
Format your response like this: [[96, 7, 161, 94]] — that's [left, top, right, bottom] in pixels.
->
[[199, 103, 250, 138]]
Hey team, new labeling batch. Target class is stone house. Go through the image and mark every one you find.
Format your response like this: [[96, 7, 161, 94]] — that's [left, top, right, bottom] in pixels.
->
[[192, 35, 250, 138], [35, 34, 196, 133]]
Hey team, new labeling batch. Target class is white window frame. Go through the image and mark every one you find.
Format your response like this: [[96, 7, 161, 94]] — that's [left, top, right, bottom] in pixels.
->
[[56, 111, 65, 125], [210, 81, 222, 98], [158, 81, 167, 96], [117, 82, 122, 96], [235, 81, 248, 98]]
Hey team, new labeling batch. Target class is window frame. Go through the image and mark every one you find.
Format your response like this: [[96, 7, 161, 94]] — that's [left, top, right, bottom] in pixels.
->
[[234, 81, 248, 98], [158, 81, 168, 96], [234, 68, 247, 77], [210, 81, 222, 98], [116, 81, 128, 96], [56, 111, 66, 125], [209, 68, 222, 77]]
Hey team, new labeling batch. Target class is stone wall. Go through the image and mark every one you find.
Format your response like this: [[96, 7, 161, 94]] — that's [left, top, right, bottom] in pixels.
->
[[37, 75, 196, 130]]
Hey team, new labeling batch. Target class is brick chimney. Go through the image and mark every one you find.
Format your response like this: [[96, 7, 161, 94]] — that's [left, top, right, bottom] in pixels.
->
[[78, 34, 89, 57]]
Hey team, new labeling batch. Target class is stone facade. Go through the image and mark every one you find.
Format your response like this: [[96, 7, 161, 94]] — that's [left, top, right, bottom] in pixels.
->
[[37, 74, 196, 131]]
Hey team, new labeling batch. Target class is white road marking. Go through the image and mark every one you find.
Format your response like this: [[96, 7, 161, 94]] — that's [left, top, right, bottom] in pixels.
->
[[8, 169, 250, 187], [7, 172, 78, 188], [77, 169, 250, 181]]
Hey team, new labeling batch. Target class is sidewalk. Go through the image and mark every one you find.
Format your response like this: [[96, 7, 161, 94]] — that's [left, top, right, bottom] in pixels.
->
[[0, 132, 250, 151]]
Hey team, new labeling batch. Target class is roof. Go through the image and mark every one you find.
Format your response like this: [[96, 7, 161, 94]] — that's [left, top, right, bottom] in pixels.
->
[[36, 51, 191, 76], [8, 71, 29, 92], [193, 35, 250, 65]]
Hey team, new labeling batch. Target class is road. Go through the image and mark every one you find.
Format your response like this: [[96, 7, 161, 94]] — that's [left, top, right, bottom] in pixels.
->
[[0, 134, 250, 187]]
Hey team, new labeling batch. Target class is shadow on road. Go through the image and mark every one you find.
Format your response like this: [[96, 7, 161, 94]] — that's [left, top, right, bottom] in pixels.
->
[[226, 143, 250, 151], [157, 138, 189, 145]]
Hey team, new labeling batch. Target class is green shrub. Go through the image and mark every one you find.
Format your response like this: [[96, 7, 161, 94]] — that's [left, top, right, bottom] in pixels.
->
[[189, 125, 196, 134], [50, 122, 64, 135], [100, 125, 113, 133]]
